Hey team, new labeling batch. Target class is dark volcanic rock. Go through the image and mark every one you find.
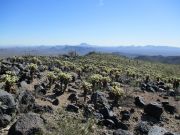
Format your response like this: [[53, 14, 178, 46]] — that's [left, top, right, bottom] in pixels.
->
[[135, 121, 151, 135], [32, 104, 53, 113], [140, 83, 147, 91], [99, 106, 114, 119], [34, 84, 46, 96], [162, 102, 176, 114], [113, 129, 133, 135], [52, 98, 59, 106], [91, 92, 109, 109], [67, 87, 77, 93], [0, 90, 16, 115], [148, 126, 167, 135], [117, 121, 129, 130], [8, 113, 44, 135], [134, 96, 146, 108], [121, 110, 131, 121], [18, 90, 35, 113], [168, 90, 176, 97], [175, 115, 180, 120], [68, 93, 79, 102], [0, 114, 11, 128], [93, 112, 104, 119], [144, 103, 163, 120], [101, 119, 115, 129], [66, 104, 79, 113]]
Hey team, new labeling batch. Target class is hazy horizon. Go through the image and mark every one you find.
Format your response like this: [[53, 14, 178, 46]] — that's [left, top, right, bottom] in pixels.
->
[[1, 43, 180, 48], [1, 0, 180, 47]]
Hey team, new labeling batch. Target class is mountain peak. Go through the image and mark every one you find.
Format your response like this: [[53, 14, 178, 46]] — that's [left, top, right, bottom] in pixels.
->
[[79, 43, 92, 47]]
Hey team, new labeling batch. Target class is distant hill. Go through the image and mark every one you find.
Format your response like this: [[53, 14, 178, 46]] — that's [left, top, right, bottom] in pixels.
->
[[135, 55, 180, 64], [0, 44, 180, 57]]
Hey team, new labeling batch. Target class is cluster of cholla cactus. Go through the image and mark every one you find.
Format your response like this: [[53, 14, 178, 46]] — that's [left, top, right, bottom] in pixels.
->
[[28, 63, 38, 80], [58, 72, 72, 93], [81, 81, 92, 102], [2, 74, 18, 94]]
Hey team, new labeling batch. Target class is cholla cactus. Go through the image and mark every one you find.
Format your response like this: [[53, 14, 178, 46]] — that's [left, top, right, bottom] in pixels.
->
[[11, 56, 17, 64], [111, 86, 124, 97], [76, 67, 82, 78], [82, 81, 92, 102], [28, 63, 38, 72], [54, 59, 62, 68], [111, 85, 124, 105], [47, 71, 56, 87], [31, 57, 41, 65], [89, 74, 103, 91], [53, 67, 61, 73], [102, 76, 111, 88], [28, 63, 38, 80], [3, 74, 18, 93], [58, 72, 72, 92], [6, 71, 16, 76], [16, 56, 24, 63]]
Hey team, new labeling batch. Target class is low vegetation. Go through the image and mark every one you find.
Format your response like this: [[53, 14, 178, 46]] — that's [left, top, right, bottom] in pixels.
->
[[0, 52, 179, 135]]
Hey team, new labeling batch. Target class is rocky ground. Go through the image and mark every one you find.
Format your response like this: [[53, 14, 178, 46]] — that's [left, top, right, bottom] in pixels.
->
[[0, 55, 179, 135]]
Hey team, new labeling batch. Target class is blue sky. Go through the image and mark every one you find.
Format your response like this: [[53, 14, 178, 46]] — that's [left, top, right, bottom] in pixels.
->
[[0, 0, 180, 47]]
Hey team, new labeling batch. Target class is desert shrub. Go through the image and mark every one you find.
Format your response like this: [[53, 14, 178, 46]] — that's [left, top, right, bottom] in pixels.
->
[[1, 74, 18, 93], [58, 72, 72, 92], [110, 85, 125, 105], [81, 81, 92, 102], [47, 71, 56, 87], [44, 109, 97, 135], [89, 74, 103, 91]]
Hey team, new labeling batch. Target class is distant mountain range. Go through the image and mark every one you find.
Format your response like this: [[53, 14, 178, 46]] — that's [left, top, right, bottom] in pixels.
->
[[135, 55, 180, 64], [0, 43, 180, 58]]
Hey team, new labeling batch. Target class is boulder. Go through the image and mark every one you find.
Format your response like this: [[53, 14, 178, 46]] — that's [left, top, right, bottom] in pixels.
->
[[52, 98, 59, 106], [16, 63, 25, 71], [67, 87, 77, 93], [99, 106, 114, 119], [8, 113, 44, 135], [11, 66, 20, 76], [91, 92, 109, 109], [121, 110, 131, 121], [144, 103, 163, 120], [134, 96, 146, 108], [0, 114, 11, 128], [66, 104, 79, 113], [32, 104, 53, 113], [68, 93, 79, 103], [20, 81, 28, 88], [117, 121, 129, 130], [83, 104, 94, 118], [18, 90, 35, 113], [158, 85, 166, 90], [169, 90, 176, 97], [146, 85, 155, 92], [135, 121, 151, 135], [101, 119, 115, 129], [34, 84, 46, 96], [162, 102, 176, 114], [152, 85, 159, 92], [158, 88, 165, 92], [148, 126, 167, 135], [141, 83, 147, 91], [175, 115, 180, 120], [0, 90, 16, 115], [158, 81, 165, 86], [93, 112, 104, 119], [113, 129, 133, 135]]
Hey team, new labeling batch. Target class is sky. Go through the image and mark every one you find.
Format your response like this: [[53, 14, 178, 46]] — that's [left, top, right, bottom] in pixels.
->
[[0, 0, 180, 47]]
